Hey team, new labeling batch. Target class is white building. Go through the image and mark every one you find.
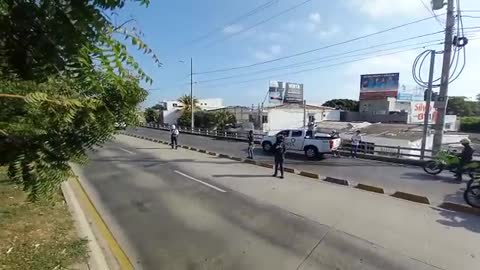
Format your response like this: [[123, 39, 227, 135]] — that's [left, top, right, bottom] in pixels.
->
[[260, 103, 340, 133], [160, 98, 224, 125]]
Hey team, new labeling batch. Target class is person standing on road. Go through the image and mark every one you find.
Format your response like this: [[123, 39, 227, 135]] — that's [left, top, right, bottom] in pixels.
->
[[351, 130, 362, 158], [273, 135, 286, 179], [330, 129, 340, 158], [170, 125, 179, 149], [455, 138, 474, 181], [247, 130, 255, 159]]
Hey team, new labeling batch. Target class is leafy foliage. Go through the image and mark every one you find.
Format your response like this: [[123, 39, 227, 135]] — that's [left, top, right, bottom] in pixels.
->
[[0, 0, 156, 200], [322, 99, 359, 111], [144, 107, 161, 123], [460, 117, 480, 133], [446, 96, 479, 117]]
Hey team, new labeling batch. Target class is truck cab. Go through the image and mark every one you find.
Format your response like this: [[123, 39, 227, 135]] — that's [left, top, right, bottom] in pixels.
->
[[261, 129, 341, 159]]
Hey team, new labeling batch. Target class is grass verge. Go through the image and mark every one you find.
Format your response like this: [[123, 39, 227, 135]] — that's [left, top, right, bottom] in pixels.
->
[[0, 167, 88, 270]]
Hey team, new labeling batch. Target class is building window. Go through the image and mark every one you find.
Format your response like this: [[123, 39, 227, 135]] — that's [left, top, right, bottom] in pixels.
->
[[173, 103, 178, 107], [445, 123, 451, 129], [308, 115, 315, 123], [262, 115, 268, 123]]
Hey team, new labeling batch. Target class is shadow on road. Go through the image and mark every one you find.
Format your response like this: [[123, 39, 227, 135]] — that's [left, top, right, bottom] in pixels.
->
[[434, 193, 480, 233], [400, 172, 461, 184]]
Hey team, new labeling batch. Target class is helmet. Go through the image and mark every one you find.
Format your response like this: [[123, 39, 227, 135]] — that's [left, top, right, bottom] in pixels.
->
[[171, 125, 176, 129], [460, 138, 471, 144]]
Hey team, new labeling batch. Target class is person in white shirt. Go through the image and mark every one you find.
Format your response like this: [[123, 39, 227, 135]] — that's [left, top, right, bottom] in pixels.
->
[[170, 125, 179, 149], [351, 130, 362, 158]]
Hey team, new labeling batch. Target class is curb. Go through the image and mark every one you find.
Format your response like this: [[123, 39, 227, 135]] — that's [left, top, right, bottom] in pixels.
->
[[324, 177, 349, 186], [391, 191, 430, 205], [120, 132, 480, 218], [356, 183, 385, 194], [61, 180, 111, 270], [299, 171, 319, 179]]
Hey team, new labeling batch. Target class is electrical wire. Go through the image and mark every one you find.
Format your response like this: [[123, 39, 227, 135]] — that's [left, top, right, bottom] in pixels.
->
[[419, 0, 445, 27], [196, 38, 445, 84], [203, 0, 313, 48], [198, 43, 445, 89], [184, 0, 279, 46], [196, 14, 444, 74]]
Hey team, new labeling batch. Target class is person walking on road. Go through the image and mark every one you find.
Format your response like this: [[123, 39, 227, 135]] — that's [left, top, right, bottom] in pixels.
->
[[170, 125, 179, 149], [455, 138, 474, 181], [247, 130, 255, 159], [273, 135, 286, 179], [351, 130, 362, 158]]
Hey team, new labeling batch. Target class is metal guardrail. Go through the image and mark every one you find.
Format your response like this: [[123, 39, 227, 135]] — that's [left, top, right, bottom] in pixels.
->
[[140, 122, 476, 161]]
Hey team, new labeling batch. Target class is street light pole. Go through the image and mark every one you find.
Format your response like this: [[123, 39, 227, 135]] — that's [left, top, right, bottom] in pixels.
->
[[190, 57, 194, 131], [420, 50, 436, 160]]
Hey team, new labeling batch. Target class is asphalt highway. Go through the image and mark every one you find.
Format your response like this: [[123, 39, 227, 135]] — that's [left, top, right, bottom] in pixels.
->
[[127, 127, 468, 205]]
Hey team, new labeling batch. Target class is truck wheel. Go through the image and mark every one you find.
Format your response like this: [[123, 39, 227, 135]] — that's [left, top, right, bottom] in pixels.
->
[[262, 142, 273, 153], [305, 146, 318, 159]]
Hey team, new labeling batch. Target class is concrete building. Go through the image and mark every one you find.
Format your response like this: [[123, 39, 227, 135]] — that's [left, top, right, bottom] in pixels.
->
[[258, 103, 340, 133], [160, 98, 224, 125]]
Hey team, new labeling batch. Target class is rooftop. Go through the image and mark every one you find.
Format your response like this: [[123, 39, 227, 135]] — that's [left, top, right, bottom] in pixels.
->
[[265, 103, 335, 111]]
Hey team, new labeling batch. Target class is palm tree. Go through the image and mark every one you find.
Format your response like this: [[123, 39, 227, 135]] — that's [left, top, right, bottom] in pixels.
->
[[178, 94, 199, 113]]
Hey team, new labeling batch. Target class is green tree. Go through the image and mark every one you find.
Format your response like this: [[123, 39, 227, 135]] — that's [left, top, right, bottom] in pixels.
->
[[447, 96, 477, 116], [322, 99, 359, 111], [215, 111, 236, 130], [0, 0, 159, 200], [178, 95, 199, 113], [144, 108, 160, 123]]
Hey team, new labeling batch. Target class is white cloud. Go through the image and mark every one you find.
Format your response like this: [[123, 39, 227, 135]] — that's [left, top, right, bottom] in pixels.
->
[[319, 25, 341, 37], [348, 0, 425, 18], [253, 45, 283, 61], [223, 24, 243, 34], [309, 12, 321, 24]]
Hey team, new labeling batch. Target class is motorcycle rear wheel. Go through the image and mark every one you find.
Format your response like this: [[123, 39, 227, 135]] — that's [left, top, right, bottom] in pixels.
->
[[423, 160, 443, 175], [464, 185, 480, 208]]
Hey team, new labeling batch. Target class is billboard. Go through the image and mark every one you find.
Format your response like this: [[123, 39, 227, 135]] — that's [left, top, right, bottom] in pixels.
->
[[397, 87, 424, 101], [410, 101, 438, 124], [268, 81, 284, 104], [284, 82, 304, 104], [359, 73, 399, 100]]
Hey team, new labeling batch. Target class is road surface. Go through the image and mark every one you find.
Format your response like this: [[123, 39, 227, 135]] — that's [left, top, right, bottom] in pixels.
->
[[127, 127, 467, 205], [74, 135, 480, 270]]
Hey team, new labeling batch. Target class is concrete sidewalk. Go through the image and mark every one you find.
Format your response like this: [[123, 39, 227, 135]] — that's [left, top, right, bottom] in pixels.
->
[[117, 134, 480, 270]]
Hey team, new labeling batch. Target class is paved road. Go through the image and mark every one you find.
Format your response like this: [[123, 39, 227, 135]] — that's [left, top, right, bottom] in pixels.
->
[[75, 135, 480, 270], [127, 127, 467, 205]]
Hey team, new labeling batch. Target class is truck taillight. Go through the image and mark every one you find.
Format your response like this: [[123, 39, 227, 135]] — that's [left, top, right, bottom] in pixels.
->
[[329, 140, 334, 149]]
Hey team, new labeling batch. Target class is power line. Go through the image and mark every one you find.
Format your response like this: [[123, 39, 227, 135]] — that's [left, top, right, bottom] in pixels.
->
[[197, 43, 446, 89], [184, 0, 279, 46], [196, 14, 444, 74], [196, 36, 446, 84], [419, 0, 445, 26], [204, 0, 313, 48]]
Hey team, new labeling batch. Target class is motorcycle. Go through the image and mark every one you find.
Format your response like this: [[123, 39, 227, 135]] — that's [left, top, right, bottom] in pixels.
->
[[422, 150, 479, 178], [464, 177, 480, 208]]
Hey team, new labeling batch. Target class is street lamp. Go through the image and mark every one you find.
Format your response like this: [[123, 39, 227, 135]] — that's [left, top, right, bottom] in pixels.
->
[[179, 58, 194, 131]]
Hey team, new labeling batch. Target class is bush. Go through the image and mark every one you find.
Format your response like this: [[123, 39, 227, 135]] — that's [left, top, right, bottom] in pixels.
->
[[460, 117, 480, 132]]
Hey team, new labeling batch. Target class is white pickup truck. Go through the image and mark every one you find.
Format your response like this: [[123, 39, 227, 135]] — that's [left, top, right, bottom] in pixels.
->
[[261, 129, 341, 158]]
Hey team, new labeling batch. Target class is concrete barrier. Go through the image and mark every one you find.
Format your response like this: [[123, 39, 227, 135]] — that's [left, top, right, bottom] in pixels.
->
[[189, 147, 198, 151], [243, 159, 256, 165], [324, 177, 349, 186], [182, 145, 189, 149], [355, 184, 385, 194], [218, 154, 231, 159], [284, 167, 295, 173], [391, 191, 430, 204], [208, 152, 217, 156], [299, 171, 319, 179], [230, 157, 243, 162], [257, 162, 274, 169], [438, 202, 480, 216], [198, 149, 207, 153]]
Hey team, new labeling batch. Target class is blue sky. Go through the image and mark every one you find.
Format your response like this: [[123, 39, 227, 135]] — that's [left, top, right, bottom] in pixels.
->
[[117, 0, 480, 107]]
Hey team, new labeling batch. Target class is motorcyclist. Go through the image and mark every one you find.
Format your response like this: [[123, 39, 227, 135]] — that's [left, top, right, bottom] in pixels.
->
[[455, 138, 474, 181]]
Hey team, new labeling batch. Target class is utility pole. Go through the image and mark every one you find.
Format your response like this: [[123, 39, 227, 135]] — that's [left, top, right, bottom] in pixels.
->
[[303, 100, 307, 128], [420, 50, 436, 160], [190, 57, 194, 131], [432, 0, 455, 153]]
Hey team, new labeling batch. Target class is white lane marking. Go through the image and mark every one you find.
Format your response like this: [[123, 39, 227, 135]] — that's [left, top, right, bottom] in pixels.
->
[[174, 170, 227, 193], [118, 147, 135, 155]]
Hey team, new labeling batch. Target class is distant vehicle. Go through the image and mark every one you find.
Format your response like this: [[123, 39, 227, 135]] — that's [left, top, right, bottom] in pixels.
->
[[261, 129, 341, 159], [226, 122, 255, 133], [114, 122, 127, 130]]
